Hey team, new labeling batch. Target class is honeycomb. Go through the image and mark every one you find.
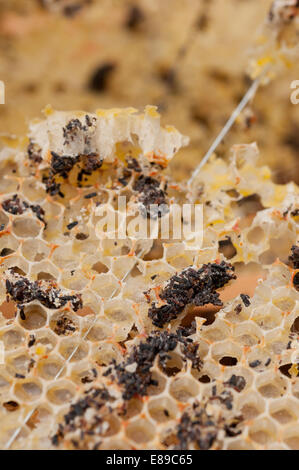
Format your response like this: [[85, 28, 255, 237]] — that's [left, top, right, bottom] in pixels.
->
[[0, 106, 298, 450]]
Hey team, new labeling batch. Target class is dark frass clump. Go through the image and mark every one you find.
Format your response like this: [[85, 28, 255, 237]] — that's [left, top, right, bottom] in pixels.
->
[[224, 374, 246, 392], [43, 148, 103, 195], [76, 153, 103, 185], [62, 115, 97, 147], [50, 152, 78, 179], [240, 293, 251, 307], [54, 315, 76, 336], [107, 330, 202, 400], [148, 261, 236, 328], [133, 175, 169, 219], [84, 192, 97, 199], [5, 273, 82, 312], [2, 195, 26, 215], [66, 221, 78, 231], [175, 398, 242, 450], [27, 140, 42, 164], [51, 387, 113, 450], [249, 360, 261, 368], [42, 152, 77, 198], [63, 118, 83, 144], [2, 194, 46, 225]]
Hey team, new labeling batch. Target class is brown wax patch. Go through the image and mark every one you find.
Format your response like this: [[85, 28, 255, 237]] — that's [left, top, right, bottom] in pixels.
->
[[0, 300, 16, 319]]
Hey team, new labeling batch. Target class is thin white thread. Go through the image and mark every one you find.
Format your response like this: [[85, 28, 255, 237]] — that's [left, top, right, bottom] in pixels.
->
[[188, 75, 262, 186]]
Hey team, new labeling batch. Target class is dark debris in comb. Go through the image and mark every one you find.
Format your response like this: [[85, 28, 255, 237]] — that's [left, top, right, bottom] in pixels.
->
[[51, 387, 113, 450], [2, 194, 46, 226], [63, 115, 97, 147], [126, 156, 141, 172], [148, 261, 236, 328], [43, 149, 103, 195], [2, 195, 26, 215], [3, 401, 20, 412], [175, 398, 242, 450], [51, 152, 78, 179], [27, 140, 43, 164], [66, 221, 78, 231], [224, 374, 246, 393], [5, 273, 82, 312], [84, 192, 97, 199], [77, 153, 103, 185], [107, 330, 202, 400], [54, 315, 76, 336], [240, 293, 251, 307], [28, 335, 36, 348], [43, 174, 64, 198], [133, 175, 168, 219]]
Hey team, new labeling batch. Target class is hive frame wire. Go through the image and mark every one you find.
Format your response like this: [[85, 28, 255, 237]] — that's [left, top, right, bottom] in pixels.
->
[[188, 74, 263, 187]]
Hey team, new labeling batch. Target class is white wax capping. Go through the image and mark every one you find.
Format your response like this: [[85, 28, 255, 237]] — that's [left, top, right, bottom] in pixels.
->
[[29, 105, 189, 166]]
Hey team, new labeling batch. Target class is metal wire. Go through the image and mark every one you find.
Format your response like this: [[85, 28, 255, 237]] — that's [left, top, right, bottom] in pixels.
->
[[188, 74, 263, 186]]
